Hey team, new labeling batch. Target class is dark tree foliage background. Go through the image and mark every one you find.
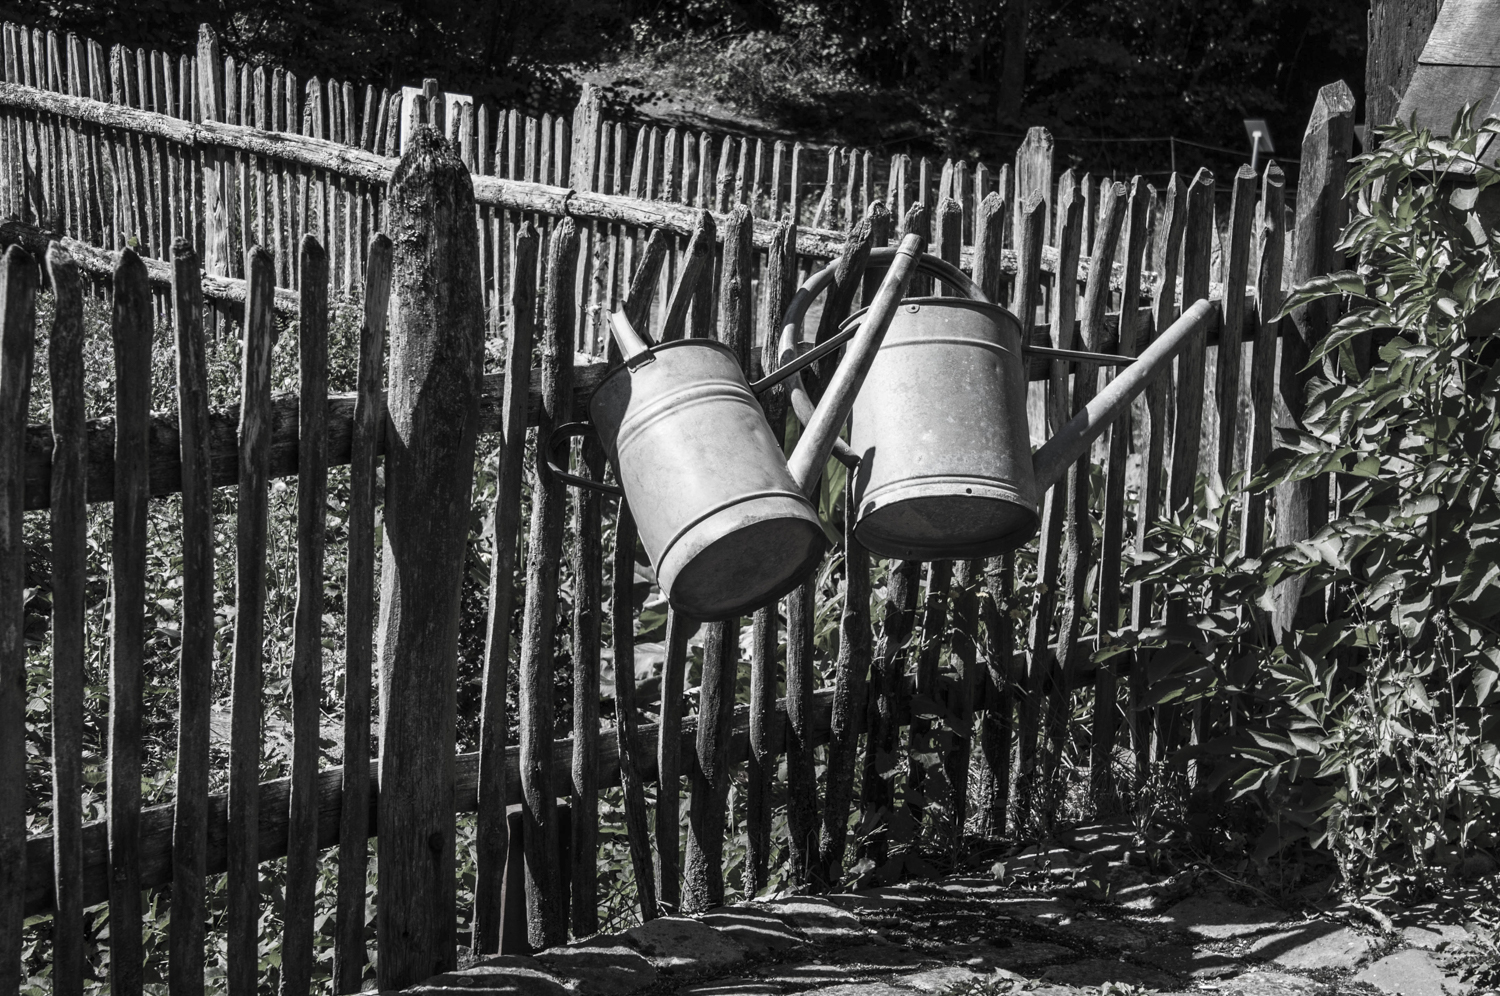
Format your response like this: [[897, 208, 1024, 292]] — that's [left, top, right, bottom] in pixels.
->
[[1, 0, 1368, 178]]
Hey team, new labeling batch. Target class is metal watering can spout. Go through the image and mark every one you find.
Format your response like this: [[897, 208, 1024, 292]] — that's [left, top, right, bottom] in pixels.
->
[[785, 232, 926, 495], [1028, 296, 1217, 491]]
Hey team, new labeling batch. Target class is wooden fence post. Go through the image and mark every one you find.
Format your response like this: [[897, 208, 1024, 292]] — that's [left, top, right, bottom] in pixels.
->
[[0, 245, 36, 996], [473, 223, 537, 954], [1047, 181, 1125, 823], [47, 244, 86, 996], [1091, 177, 1149, 811], [611, 234, 666, 922], [1130, 173, 1185, 782], [110, 248, 152, 996], [747, 219, 796, 899], [1013, 127, 1054, 245], [519, 217, 580, 948], [684, 205, 753, 912], [377, 127, 484, 987], [1274, 81, 1355, 635], [336, 234, 393, 991], [195, 26, 227, 335], [168, 239, 212, 996], [281, 235, 329, 996], [1242, 162, 1286, 561]]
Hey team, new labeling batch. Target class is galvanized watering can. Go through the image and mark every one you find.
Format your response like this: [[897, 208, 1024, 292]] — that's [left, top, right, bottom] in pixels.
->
[[781, 248, 1213, 561], [547, 233, 928, 621]]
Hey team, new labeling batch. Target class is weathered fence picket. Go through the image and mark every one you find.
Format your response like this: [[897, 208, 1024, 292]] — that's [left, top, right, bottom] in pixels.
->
[[169, 239, 212, 996]]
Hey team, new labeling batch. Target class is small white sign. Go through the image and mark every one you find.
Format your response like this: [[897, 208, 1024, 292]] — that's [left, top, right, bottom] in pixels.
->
[[1243, 118, 1274, 154]]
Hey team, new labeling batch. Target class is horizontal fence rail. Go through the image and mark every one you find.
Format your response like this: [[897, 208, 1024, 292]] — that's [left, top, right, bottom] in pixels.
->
[[0, 15, 1359, 996]]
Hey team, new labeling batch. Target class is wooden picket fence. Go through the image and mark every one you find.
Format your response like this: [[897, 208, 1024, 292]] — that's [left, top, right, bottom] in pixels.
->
[[0, 17, 1361, 996]]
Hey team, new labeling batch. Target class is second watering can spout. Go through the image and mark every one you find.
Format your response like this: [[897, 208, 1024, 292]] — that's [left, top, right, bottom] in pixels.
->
[[785, 234, 926, 495], [546, 232, 926, 621]]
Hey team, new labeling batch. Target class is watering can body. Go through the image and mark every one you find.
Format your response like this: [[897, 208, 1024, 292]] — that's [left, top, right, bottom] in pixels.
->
[[585, 338, 825, 621], [848, 297, 1039, 560], [782, 249, 1213, 563], [550, 232, 929, 621]]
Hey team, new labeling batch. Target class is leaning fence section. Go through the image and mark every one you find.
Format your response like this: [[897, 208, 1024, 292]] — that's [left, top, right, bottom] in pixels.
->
[[0, 16, 1357, 996]]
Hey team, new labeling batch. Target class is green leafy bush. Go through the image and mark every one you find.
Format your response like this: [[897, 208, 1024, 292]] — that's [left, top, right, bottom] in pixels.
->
[[1199, 108, 1500, 900]]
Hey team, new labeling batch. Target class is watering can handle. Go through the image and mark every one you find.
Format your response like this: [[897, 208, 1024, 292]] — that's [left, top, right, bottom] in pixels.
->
[[777, 250, 987, 466], [545, 421, 625, 497]]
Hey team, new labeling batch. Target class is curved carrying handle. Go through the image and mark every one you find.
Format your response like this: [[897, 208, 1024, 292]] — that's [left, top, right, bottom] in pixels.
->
[[545, 421, 624, 497], [778, 250, 986, 467]]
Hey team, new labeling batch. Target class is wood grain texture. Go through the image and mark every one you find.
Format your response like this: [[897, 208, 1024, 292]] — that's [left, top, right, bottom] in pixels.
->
[[45, 244, 86, 996], [1046, 181, 1124, 824], [858, 556, 919, 866], [660, 210, 712, 341], [611, 228, 661, 923], [970, 196, 1012, 835], [0, 217, 300, 313], [17, 348, 607, 513], [472, 223, 536, 956], [1166, 168, 1216, 528], [907, 560, 952, 830], [977, 555, 1016, 835], [1013, 127, 1054, 245], [0, 245, 36, 996], [1416, 0, 1500, 66], [784, 578, 818, 883], [747, 218, 796, 897], [1368, 0, 1443, 127], [227, 245, 276, 996], [1090, 178, 1148, 812], [109, 247, 151, 996], [0, 78, 1150, 276], [281, 235, 329, 996], [377, 128, 484, 987], [654, 610, 689, 912], [517, 216, 578, 948], [943, 556, 979, 850], [571, 425, 605, 936], [1015, 190, 1062, 832], [168, 239, 212, 996], [1275, 83, 1354, 636], [335, 232, 391, 992], [1242, 163, 1285, 561], [1129, 174, 1184, 778], [1215, 165, 1258, 492], [23, 673, 866, 918], [684, 205, 752, 912]]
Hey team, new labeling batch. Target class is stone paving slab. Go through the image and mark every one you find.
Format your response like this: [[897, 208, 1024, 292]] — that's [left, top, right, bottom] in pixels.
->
[[675, 980, 784, 996], [400, 866, 1485, 996], [698, 906, 804, 957], [532, 938, 658, 995], [1134, 941, 1244, 979], [764, 896, 873, 944], [1355, 948, 1466, 996], [626, 915, 748, 974], [418, 956, 573, 996], [1040, 956, 1180, 990], [1402, 921, 1473, 950], [1247, 922, 1379, 971], [1163, 893, 1288, 939]]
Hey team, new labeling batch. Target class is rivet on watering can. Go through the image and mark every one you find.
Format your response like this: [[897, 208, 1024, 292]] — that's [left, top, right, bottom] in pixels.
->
[[906, 304, 920, 313]]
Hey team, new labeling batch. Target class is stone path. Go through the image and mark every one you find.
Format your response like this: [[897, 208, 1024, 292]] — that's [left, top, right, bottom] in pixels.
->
[[404, 840, 1485, 996]]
